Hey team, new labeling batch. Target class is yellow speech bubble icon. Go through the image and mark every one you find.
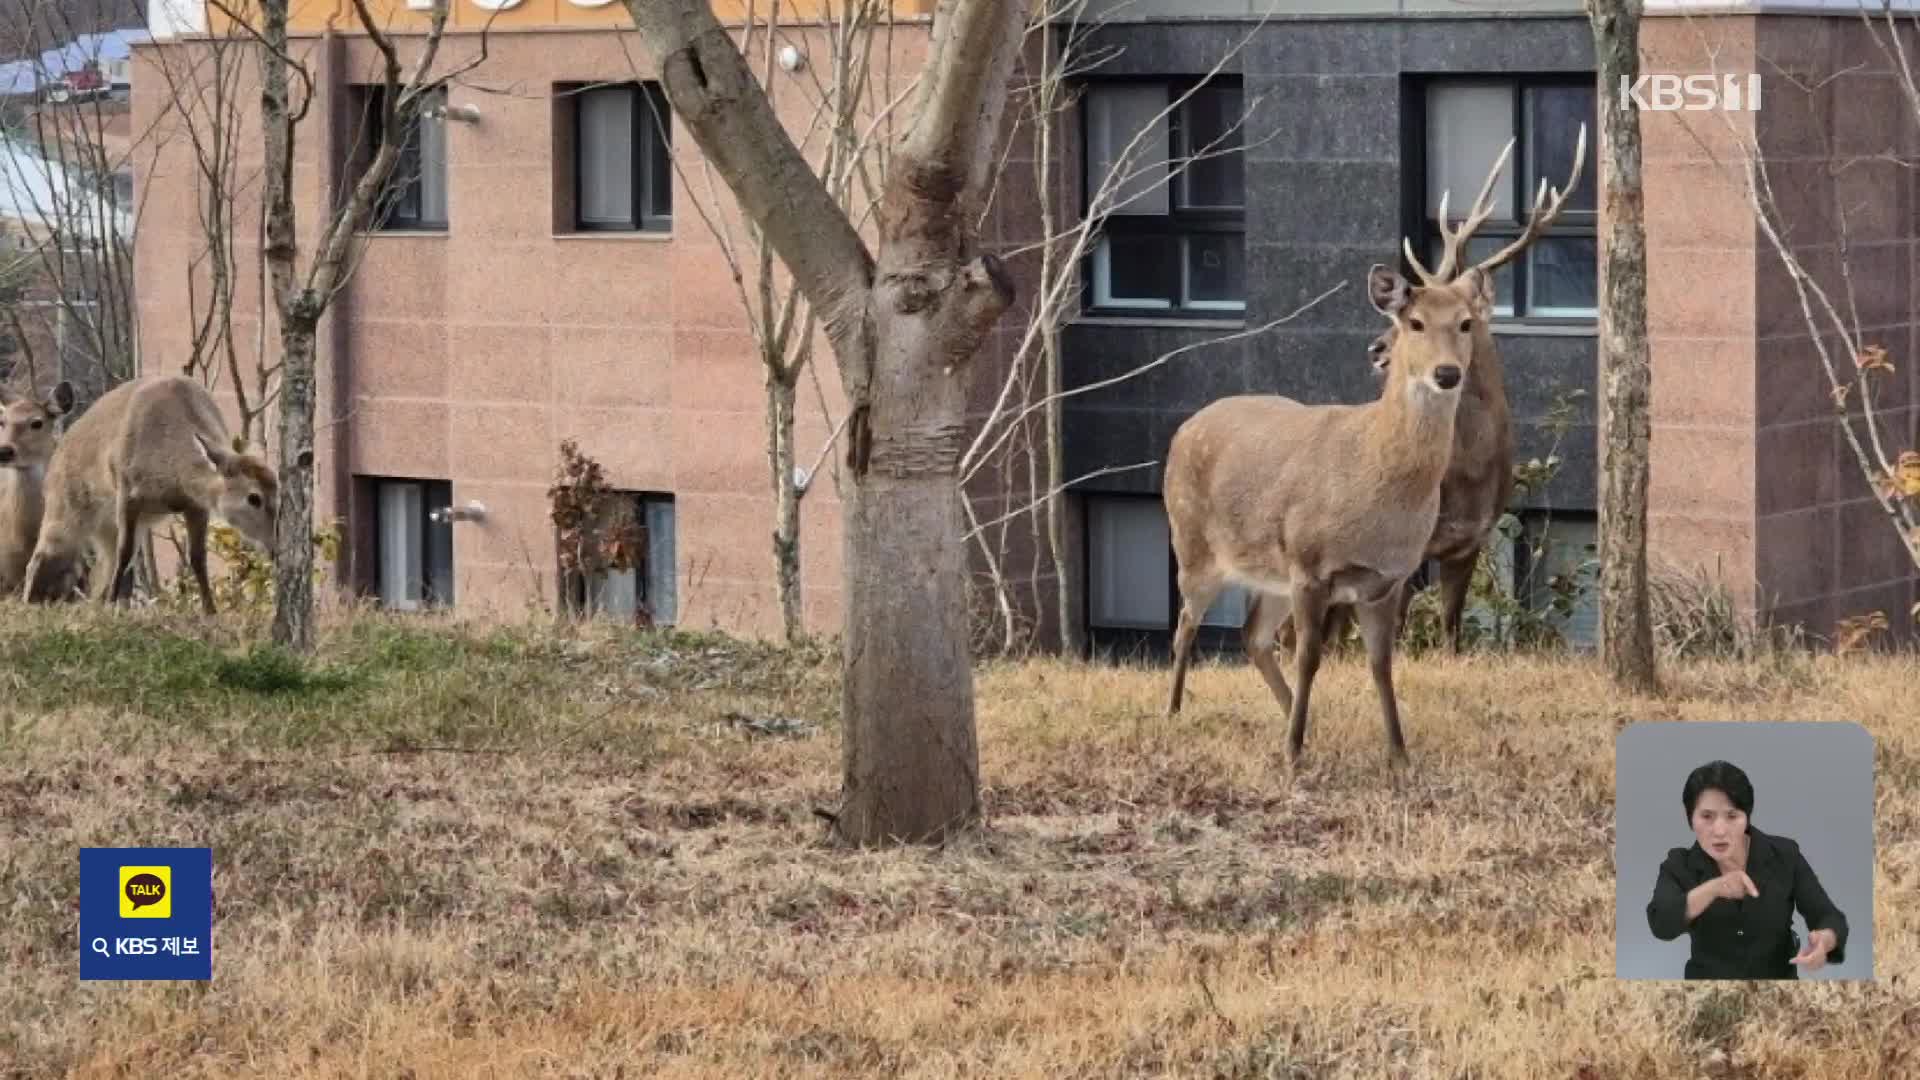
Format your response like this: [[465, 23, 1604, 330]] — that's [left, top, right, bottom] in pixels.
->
[[119, 865, 172, 919]]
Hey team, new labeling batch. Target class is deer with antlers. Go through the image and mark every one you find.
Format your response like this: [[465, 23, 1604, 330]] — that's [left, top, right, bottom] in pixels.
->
[[1281, 124, 1589, 658], [1161, 259, 1491, 768]]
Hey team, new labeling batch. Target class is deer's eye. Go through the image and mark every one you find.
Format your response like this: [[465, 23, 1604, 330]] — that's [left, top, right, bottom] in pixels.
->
[[1459, 319, 1473, 333], [247, 493, 263, 508], [1408, 318, 1425, 332], [30, 419, 43, 430]]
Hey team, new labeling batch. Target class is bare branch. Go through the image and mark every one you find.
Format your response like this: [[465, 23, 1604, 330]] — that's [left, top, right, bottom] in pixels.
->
[[621, 0, 875, 347], [962, 461, 1159, 541]]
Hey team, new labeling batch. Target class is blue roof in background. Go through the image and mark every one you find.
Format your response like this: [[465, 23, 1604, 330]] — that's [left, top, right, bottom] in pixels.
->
[[1, 29, 150, 95]]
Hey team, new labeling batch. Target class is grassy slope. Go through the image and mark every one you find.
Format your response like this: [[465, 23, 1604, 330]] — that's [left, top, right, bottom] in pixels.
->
[[1, 603, 1915, 1078]]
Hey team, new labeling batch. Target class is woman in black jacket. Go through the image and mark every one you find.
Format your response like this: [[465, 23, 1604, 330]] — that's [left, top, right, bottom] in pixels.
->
[[1645, 760, 1849, 980]]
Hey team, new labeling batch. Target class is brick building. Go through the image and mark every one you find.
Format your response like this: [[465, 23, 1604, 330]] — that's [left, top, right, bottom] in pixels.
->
[[126, 0, 1919, 651]]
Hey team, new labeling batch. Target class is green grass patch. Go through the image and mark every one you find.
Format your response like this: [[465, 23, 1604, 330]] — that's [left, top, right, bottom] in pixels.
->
[[0, 604, 839, 755]]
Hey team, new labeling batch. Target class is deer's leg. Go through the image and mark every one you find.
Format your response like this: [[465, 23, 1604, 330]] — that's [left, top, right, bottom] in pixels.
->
[[184, 509, 216, 616], [20, 548, 46, 604], [1358, 583, 1411, 767], [1434, 549, 1477, 655], [1166, 570, 1223, 719], [108, 498, 141, 605], [85, 531, 116, 603], [1285, 580, 1332, 763], [1242, 590, 1293, 713], [1393, 570, 1419, 640], [1322, 604, 1355, 653]]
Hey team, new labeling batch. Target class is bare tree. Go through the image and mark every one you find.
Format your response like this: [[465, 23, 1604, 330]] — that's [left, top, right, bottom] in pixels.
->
[[956, 1, 1317, 657], [140, 10, 267, 436], [1680, 5, 1920, 644], [0, 3, 139, 403], [1586, 0, 1658, 691], [622, 0, 1026, 845], [201, 0, 490, 650], [646, 0, 907, 643]]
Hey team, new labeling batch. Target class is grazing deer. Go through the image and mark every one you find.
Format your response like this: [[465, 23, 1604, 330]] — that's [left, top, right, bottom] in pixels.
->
[[0, 379, 74, 596], [1280, 125, 1588, 658], [21, 374, 304, 614], [1162, 261, 1492, 767]]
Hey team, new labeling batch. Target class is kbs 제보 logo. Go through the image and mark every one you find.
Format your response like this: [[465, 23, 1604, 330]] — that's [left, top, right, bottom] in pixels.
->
[[119, 865, 171, 918]]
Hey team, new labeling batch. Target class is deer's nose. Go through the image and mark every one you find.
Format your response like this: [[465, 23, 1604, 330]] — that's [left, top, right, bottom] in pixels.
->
[[0, 446, 15, 464], [1433, 364, 1463, 390]]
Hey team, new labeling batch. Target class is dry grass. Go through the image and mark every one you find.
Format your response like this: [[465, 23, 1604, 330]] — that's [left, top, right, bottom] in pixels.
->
[[2, 601, 1917, 1078]]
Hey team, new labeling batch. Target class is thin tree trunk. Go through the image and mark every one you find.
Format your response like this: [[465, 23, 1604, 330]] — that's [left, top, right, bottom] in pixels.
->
[[271, 319, 318, 650], [768, 372, 803, 641], [1588, 0, 1657, 691]]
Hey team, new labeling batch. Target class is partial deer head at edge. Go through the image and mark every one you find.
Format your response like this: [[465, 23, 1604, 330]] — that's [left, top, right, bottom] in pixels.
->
[[0, 381, 74, 470]]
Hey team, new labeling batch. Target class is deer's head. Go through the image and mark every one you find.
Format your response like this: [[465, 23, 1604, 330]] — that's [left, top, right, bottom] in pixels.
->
[[1368, 264, 1490, 396], [0, 380, 73, 470], [191, 435, 309, 553]]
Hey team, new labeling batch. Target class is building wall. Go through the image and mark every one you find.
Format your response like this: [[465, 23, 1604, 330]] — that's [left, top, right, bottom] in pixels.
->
[[130, 21, 942, 635], [1642, 13, 1920, 643], [124, 2, 1920, 649], [1062, 15, 1606, 653]]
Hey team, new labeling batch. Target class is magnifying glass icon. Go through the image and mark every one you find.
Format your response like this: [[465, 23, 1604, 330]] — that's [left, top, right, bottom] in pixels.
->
[[89, 937, 109, 957]]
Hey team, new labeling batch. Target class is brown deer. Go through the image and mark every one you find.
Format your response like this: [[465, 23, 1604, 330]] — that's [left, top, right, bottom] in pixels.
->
[[1162, 260, 1492, 767], [1281, 125, 1588, 657], [21, 374, 304, 614], [0, 379, 74, 596]]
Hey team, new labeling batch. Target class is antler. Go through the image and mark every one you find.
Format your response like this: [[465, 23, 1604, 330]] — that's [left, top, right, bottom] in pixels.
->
[[1464, 122, 1588, 279], [1403, 135, 1515, 286]]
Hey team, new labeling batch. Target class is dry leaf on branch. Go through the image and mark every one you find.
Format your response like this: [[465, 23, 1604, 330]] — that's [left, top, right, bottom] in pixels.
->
[[1857, 343, 1894, 373]]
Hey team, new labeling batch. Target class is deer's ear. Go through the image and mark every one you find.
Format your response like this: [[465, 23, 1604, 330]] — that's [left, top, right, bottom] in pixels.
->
[[193, 431, 232, 474], [1461, 267, 1494, 311], [46, 380, 73, 415], [1368, 264, 1412, 315]]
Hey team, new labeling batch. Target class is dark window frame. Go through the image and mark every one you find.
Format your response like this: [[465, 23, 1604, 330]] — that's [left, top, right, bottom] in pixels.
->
[[560, 490, 677, 626], [1079, 490, 1248, 659], [365, 476, 455, 611], [561, 80, 673, 234], [1404, 73, 1598, 325], [1076, 74, 1247, 320], [349, 83, 449, 232]]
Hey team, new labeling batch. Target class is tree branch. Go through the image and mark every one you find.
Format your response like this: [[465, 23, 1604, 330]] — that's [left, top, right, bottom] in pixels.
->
[[622, 0, 875, 348], [898, 0, 1026, 200]]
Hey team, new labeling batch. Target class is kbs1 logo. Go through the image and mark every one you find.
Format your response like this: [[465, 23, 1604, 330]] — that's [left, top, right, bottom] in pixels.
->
[[1620, 73, 1763, 112]]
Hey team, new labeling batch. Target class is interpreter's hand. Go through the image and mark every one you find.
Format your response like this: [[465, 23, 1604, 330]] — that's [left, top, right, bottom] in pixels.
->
[[1709, 870, 1760, 901], [1791, 928, 1838, 971]]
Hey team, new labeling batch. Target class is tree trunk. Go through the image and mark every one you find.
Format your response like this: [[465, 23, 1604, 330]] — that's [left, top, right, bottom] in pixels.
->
[[621, 0, 1023, 847], [834, 302, 986, 845], [271, 315, 318, 652], [768, 372, 803, 643], [1588, 0, 1658, 692]]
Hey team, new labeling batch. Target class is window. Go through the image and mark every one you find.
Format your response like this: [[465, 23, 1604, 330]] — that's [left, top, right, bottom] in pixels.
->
[[370, 477, 455, 610], [349, 84, 448, 231], [559, 81, 672, 233], [1418, 78, 1597, 319], [1088, 496, 1170, 630], [1515, 512, 1599, 648], [1081, 78, 1244, 316], [1084, 493, 1249, 635], [564, 492, 677, 626]]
